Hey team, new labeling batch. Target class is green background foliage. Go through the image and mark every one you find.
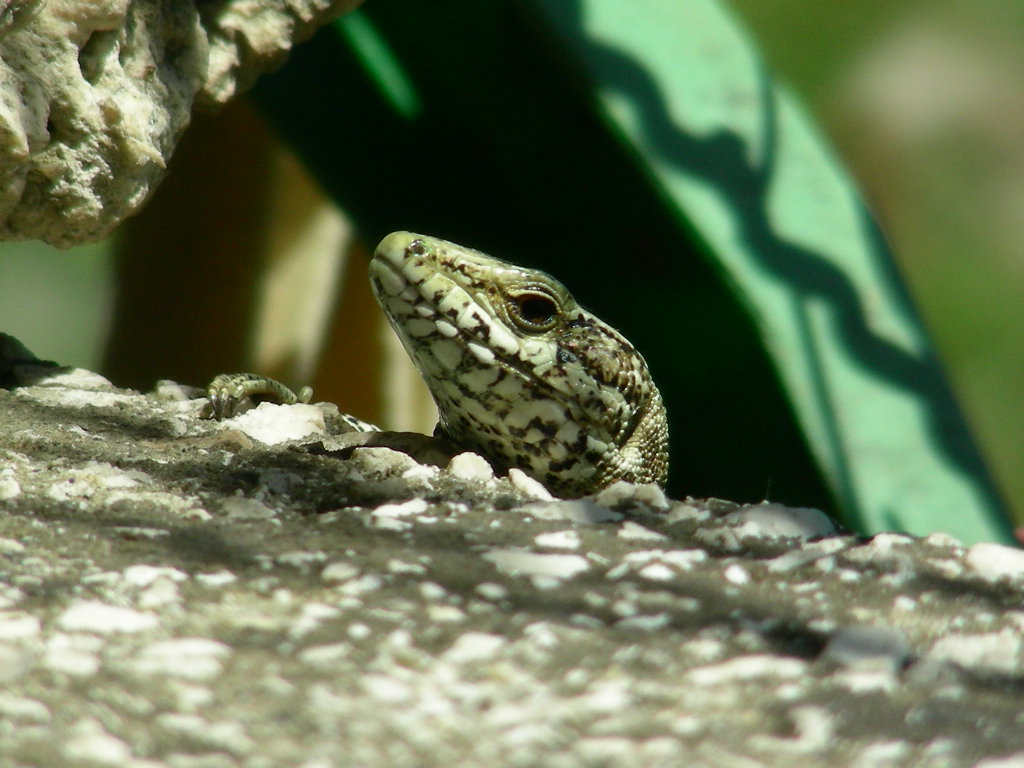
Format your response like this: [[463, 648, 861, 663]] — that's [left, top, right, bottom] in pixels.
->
[[2, 0, 1020, 544]]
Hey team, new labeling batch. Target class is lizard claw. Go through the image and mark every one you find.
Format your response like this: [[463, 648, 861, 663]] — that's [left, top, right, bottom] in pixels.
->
[[203, 373, 309, 419]]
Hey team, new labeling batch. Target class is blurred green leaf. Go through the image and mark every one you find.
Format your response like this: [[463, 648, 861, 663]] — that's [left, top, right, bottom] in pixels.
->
[[538, 0, 1012, 543], [252, 0, 1013, 543]]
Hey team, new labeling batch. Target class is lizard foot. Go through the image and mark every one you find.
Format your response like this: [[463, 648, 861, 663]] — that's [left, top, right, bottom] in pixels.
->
[[204, 373, 312, 419]]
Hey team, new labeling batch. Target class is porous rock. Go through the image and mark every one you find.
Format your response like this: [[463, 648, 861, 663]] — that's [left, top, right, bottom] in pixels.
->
[[0, 0, 362, 246], [3, 345, 1024, 766]]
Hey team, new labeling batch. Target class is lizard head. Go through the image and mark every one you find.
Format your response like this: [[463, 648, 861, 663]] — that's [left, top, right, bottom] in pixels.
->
[[370, 231, 668, 497]]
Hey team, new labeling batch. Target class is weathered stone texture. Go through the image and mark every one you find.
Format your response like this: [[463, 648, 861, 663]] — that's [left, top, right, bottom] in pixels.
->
[[0, 0, 362, 246], [3, 345, 1024, 766]]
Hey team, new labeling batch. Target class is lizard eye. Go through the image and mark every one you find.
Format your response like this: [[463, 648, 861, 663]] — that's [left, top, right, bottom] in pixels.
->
[[510, 291, 559, 331]]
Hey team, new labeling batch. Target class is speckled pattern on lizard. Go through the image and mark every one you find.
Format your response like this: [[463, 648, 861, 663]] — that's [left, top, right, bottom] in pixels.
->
[[207, 232, 669, 498]]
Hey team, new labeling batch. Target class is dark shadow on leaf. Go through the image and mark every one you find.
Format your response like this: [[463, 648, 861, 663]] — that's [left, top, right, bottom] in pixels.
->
[[550, 1, 1003, 531]]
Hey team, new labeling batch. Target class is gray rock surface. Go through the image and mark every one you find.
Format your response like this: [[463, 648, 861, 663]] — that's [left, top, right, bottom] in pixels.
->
[[3, 348, 1024, 766], [0, 0, 362, 246]]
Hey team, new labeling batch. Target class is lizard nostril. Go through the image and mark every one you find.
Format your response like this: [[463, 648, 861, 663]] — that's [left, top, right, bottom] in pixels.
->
[[556, 346, 578, 365], [409, 239, 427, 256]]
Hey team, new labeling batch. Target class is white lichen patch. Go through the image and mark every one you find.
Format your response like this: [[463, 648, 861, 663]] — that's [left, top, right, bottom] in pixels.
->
[[61, 718, 133, 766], [195, 571, 237, 588], [723, 503, 838, 541], [16, 385, 144, 412], [0, 469, 21, 501], [153, 713, 254, 757], [723, 564, 751, 585], [594, 481, 670, 511], [622, 549, 708, 572], [0, 694, 49, 723], [442, 632, 507, 664], [685, 655, 809, 687], [965, 542, 1024, 583], [42, 634, 102, 677], [130, 638, 232, 680], [617, 521, 668, 542], [615, 613, 671, 632], [927, 630, 1023, 676], [636, 563, 676, 582], [534, 530, 582, 550], [0, 537, 25, 555], [371, 498, 429, 519], [0, 611, 41, 641], [526, 499, 622, 524], [347, 447, 425, 479], [45, 462, 150, 505], [105, 489, 206, 516], [57, 602, 158, 634], [482, 548, 590, 581], [222, 402, 327, 445], [221, 495, 277, 521]]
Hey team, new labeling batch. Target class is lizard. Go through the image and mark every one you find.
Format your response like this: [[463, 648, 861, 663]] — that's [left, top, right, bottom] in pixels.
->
[[207, 232, 669, 498]]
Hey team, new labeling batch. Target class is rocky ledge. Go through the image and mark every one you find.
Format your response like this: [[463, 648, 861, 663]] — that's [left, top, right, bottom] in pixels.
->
[[2, 344, 1024, 767], [0, 0, 363, 245]]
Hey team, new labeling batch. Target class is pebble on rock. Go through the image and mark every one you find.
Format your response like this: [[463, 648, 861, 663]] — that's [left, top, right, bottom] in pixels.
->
[[822, 625, 910, 673], [508, 468, 555, 501], [446, 452, 495, 482]]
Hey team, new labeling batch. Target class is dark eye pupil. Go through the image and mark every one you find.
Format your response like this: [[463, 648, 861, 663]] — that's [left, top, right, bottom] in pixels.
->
[[517, 295, 557, 325]]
